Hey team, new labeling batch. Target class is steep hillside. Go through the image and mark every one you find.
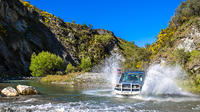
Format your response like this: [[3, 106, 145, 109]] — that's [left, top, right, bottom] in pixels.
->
[[0, 0, 149, 77], [149, 0, 200, 91]]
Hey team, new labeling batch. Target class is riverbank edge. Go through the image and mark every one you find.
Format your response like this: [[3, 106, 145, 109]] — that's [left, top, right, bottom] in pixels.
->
[[40, 72, 200, 94], [40, 72, 109, 88]]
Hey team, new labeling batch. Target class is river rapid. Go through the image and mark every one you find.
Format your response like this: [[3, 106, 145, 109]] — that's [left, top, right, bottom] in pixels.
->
[[0, 79, 200, 112]]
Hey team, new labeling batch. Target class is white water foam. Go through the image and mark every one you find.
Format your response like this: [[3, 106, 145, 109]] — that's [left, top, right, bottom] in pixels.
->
[[0, 101, 142, 112], [98, 53, 124, 87], [82, 89, 114, 97], [141, 64, 190, 96], [130, 94, 200, 102], [16, 98, 38, 103]]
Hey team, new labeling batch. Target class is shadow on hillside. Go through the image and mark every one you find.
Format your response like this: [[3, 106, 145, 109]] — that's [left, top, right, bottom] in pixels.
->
[[0, 0, 76, 78]]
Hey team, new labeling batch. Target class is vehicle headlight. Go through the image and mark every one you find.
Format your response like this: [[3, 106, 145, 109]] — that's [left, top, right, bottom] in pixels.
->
[[133, 85, 140, 88], [136, 85, 140, 88]]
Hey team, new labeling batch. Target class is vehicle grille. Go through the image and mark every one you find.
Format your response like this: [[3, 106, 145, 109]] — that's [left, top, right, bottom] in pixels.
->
[[122, 89, 131, 91], [122, 84, 131, 88], [115, 84, 140, 92]]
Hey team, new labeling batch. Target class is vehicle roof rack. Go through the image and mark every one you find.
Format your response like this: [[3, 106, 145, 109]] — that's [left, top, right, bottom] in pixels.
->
[[125, 70, 144, 72], [124, 71, 144, 74]]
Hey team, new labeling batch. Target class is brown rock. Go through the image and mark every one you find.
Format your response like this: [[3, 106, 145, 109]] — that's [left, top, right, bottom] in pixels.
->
[[16, 85, 38, 95], [1, 87, 18, 97]]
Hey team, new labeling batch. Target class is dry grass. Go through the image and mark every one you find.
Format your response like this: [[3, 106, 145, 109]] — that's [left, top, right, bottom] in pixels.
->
[[40, 72, 82, 83]]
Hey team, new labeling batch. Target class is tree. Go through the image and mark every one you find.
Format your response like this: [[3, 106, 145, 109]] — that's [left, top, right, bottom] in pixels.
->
[[29, 51, 65, 77], [79, 57, 92, 72], [65, 63, 76, 73]]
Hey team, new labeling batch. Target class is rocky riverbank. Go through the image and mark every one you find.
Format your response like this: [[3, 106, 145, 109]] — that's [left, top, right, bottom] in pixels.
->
[[0, 85, 38, 97]]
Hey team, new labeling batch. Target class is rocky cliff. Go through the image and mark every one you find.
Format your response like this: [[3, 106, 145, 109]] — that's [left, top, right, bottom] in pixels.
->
[[149, 0, 200, 87], [0, 0, 149, 77], [0, 0, 68, 76]]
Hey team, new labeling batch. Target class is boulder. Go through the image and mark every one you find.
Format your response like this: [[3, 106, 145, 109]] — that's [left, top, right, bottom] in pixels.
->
[[1, 87, 18, 97], [16, 85, 38, 95]]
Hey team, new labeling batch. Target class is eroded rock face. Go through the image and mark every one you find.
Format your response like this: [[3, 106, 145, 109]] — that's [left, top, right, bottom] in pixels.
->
[[0, 0, 70, 76], [177, 26, 200, 52], [177, 37, 196, 52], [16, 85, 38, 95], [1, 87, 18, 97]]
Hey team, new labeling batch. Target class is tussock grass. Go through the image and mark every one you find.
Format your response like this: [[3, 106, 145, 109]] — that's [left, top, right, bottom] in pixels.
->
[[40, 72, 82, 83]]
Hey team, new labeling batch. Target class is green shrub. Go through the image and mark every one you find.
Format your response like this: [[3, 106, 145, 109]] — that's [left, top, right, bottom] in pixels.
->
[[65, 63, 76, 73], [174, 49, 190, 65], [29, 51, 65, 77], [80, 57, 92, 72], [94, 34, 112, 43], [190, 50, 200, 61]]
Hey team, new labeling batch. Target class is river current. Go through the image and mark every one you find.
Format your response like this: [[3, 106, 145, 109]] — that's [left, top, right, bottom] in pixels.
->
[[0, 80, 200, 112]]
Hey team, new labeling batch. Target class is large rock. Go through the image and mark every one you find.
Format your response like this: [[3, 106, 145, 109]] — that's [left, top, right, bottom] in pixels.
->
[[1, 87, 18, 97], [16, 85, 38, 95]]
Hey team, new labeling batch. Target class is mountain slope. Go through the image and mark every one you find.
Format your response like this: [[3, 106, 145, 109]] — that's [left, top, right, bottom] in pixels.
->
[[0, 0, 149, 77], [149, 0, 200, 91]]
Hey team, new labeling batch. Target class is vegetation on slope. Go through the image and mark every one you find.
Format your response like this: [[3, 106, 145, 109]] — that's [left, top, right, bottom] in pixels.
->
[[150, 0, 200, 56], [149, 0, 200, 93], [118, 39, 151, 70], [172, 0, 200, 26], [16, 0, 150, 77]]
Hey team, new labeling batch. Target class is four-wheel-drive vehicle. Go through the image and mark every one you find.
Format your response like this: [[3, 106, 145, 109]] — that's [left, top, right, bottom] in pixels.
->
[[114, 71, 145, 95]]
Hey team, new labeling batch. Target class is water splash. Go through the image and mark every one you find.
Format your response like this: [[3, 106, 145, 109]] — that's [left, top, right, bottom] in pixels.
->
[[85, 61, 199, 102], [141, 64, 189, 96], [99, 53, 124, 86]]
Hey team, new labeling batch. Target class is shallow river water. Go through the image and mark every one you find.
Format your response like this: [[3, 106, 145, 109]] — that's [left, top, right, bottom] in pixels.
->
[[0, 80, 200, 112]]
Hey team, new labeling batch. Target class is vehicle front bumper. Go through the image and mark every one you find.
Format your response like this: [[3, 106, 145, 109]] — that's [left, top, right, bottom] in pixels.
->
[[114, 90, 140, 95]]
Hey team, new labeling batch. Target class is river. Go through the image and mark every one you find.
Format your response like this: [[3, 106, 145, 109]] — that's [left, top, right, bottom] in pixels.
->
[[0, 80, 200, 112]]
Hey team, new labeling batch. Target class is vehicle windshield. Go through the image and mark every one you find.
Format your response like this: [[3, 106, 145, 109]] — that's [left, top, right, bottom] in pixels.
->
[[121, 73, 141, 83]]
